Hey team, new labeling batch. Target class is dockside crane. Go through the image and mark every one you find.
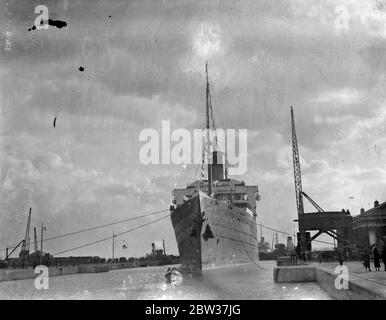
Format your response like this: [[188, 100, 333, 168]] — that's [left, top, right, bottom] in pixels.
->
[[291, 107, 304, 217], [19, 208, 32, 263], [290, 107, 353, 252], [5, 208, 32, 263], [301, 191, 325, 213], [5, 240, 24, 260], [291, 106, 308, 251], [291, 108, 327, 216]]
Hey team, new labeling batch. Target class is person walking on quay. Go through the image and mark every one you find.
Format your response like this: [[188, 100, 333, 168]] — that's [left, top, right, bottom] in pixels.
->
[[373, 247, 381, 271], [318, 252, 322, 264], [296, 243, 301, 261], [382, 246, 386, 271], [363, 250, 371, 272], [337, 250, 344, 266], [290, 248, 297, 261]]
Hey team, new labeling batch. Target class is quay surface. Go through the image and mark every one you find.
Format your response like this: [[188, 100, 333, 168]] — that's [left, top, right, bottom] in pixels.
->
[[274, 261, 386, 300]]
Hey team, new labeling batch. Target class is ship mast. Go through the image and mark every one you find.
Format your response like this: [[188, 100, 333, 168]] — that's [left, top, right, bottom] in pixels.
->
[[205, 61, 212, 196]]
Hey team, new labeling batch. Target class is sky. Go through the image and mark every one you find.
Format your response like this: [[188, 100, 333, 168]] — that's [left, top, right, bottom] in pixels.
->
[[1, 0, 386, 258]]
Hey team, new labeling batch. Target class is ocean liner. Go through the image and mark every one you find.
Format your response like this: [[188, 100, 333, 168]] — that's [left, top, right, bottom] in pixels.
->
[[170, 63, 260, 274]]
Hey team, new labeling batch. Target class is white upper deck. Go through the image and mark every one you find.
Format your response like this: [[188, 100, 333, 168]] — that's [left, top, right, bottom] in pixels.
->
[[172, 178, 260, 212]]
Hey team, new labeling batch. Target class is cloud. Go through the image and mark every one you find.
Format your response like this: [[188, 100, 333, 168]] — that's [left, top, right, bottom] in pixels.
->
[[310, 88, 364, 105], [288, 0, 386, 38], [1, 0, 386, 256]]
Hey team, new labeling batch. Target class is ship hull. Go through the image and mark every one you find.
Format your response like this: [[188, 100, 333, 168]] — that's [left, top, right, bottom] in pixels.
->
[[171, 192, 259, 274]]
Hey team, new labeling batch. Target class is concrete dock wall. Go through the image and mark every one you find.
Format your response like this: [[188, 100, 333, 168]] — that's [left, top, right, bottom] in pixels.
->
[[274, 266, 316, 283], [0, 262, 133, 282], [274, 264, 386, 300], [315, 267, 386, 300], [0, 266, 80, 282]]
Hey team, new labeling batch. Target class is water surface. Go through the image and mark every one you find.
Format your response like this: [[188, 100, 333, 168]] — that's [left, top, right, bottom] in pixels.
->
[[0, 261, 331, 300]]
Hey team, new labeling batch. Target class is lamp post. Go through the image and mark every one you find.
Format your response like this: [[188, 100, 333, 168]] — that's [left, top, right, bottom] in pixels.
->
[[112, 232, 115, 262], [40, 223, 46, 265]]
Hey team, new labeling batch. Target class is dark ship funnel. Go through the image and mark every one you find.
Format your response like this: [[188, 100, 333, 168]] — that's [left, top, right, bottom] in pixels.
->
[[211, 151, 224, 182]]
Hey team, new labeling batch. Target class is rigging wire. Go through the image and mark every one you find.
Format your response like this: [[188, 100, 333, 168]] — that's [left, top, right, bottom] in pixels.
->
[[208, 76, 229, 178], [207, 79, 218, 148], [54, 213, 386, 289], [257, 223, 335, 246], [192, 122, 206, 181], [2, 210, 337, 256], [2, 213, 338, 256], [52, 213, 171, 256], [2, 202, 346, 258], [0, 208, 170, 254], [53, 211, 386, 289]]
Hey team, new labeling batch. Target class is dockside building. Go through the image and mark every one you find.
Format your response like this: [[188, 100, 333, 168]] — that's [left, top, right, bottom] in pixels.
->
[[353, 200, 386, 249]]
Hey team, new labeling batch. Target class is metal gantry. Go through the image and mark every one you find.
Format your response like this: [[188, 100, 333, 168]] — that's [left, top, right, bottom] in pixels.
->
[[291, 107, 307, 250], [291, 106, 304, 218], [290, 107, 353, 253]]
